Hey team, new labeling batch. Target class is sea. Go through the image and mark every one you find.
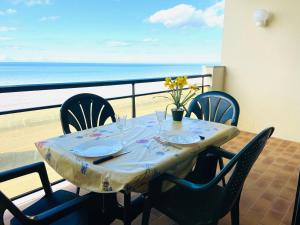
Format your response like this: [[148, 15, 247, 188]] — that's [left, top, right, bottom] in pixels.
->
[[0, 62, 207, 86], [0, 62, 211, 112]]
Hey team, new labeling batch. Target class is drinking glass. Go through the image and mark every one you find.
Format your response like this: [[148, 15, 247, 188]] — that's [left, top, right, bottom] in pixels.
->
[[116, 115, 127, 146], [156, 111, 165, 134]]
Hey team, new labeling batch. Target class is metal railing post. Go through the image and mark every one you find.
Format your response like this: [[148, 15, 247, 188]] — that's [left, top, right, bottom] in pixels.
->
[[201, 77, 205, 93], [131, 83, 136, 118]]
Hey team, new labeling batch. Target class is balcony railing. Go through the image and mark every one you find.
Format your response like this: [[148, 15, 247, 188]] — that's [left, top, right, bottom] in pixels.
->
[[0, 74, 211, 117], [0, 74, 212, 200]]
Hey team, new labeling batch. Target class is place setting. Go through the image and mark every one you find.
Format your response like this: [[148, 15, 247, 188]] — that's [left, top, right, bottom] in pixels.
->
[[154, 110, 206, 147], [69, 114, 150, 165]]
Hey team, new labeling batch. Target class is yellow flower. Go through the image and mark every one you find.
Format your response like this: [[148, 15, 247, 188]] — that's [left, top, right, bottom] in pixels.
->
[[183, 76, 188, 85], [189, 84, 199, 91], [176, 76, 188, 88], [168, 83, 175, 90], [164, 77, 172, 87]]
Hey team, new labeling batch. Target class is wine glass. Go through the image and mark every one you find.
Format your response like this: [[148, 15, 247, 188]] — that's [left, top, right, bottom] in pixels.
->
[[116, 115, 127, 146], [156, 111, 165, 134]]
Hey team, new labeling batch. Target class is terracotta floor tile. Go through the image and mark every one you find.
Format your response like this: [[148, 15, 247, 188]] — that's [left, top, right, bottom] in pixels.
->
[[240, 215, 262, 225], [280, 186, 297, 201], [272, 198, 290, 215], [261, 192, 276, 202], [261, 210, 285, 225], [250, 198, 272, 219], [281, 205, 294, 225], [262, 157, 275, 164]]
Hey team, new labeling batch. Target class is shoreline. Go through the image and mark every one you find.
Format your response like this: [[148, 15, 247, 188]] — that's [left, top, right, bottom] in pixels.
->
[[0, 77, 206, 112]]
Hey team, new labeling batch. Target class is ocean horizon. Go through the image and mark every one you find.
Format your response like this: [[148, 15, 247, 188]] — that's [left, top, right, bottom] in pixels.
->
[[0, 62, 212, 86]]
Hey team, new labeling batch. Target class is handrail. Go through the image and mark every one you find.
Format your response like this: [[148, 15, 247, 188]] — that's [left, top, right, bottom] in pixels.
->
[[0, 74, 212, 117], [0, 74, 211, 93]]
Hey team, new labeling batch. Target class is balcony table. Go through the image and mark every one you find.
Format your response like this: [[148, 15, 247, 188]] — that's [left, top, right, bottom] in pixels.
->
[[35, 113, 239, 224]]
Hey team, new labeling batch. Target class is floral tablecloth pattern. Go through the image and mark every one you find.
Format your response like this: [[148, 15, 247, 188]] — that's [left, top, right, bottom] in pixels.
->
[[35, 114, 239, 193]]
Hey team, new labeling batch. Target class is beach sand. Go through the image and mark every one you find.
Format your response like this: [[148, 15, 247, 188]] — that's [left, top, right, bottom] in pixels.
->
[[0, 89, 209, 198]]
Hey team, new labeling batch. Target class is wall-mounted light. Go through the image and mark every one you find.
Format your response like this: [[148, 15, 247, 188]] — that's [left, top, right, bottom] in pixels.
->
[[253, 9, 270, 27]]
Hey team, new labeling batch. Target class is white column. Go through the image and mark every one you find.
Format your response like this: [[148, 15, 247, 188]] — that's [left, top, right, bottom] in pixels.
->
[[203, 66, 225, 91]]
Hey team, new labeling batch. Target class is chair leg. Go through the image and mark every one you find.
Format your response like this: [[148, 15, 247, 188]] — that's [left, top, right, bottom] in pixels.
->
[[142, 196, 152, 225], [219, 157, 226, 186], [231, 199, 240, 225], [123, 192, 131, 225], [76, 187, 80, 195], [0, 205, 5, 225], [292, 172, 300, 225], [101, 193, 119, 225]]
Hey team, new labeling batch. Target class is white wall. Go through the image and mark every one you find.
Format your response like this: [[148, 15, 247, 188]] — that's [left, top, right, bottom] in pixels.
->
[[222, 0, 300, 141]]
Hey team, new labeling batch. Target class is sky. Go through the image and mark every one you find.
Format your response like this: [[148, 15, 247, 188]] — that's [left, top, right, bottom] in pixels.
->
[[0, 0, 225, 64]]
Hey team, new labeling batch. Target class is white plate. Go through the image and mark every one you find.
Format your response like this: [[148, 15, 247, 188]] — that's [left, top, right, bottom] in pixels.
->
[[72, 139, 122, 158], [160, 133, 201, 145]]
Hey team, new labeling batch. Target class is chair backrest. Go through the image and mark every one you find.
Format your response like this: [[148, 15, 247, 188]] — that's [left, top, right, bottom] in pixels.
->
[[219, 127, 274, 215], [186, 91, 240, 126], [60, 93, 116, 134]]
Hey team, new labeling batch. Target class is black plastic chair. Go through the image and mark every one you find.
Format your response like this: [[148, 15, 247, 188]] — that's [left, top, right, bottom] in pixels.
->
[[185, 91, 240, 185], [185, 91, 240, 126], [0, 162, 102, 225], [60, 93, 116, 195], [142, 127, 274, 225], [60, 93, 116, 134], [292, 170, 300, 225], [60, 93, 144, 225]]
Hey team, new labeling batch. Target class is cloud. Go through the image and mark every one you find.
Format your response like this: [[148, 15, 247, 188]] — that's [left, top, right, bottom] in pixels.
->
[[0, 53, 7, 61], [0, 9, 17, 16], [0, 36, 14, 41], [148, 1, 224, 28], [143, 38, 158, 43], [9, 0, 52, 6], [105, 38, 159, 48], [106, 41, 130, 48], [40, 16, 60, 22], [0, 26, 17, 32]]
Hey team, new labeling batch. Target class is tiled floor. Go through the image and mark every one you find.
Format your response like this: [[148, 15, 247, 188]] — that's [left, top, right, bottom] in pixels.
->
[[4, 131, 300, 225], [219, 131, 299, 225], [115, 131, 300, 225]]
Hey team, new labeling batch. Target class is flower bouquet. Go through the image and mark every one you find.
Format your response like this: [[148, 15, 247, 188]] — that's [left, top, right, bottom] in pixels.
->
[[163, 76, 199, 121]]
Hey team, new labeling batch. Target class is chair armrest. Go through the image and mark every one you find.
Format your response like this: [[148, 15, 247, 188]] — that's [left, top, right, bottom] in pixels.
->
[[162, 144, 240, 191], [32, 193, 97, 224], [207, 146, 236, 159], [0, 162, 52, 196], [162, 174, 213, 192], [162, 152, 239, 192]]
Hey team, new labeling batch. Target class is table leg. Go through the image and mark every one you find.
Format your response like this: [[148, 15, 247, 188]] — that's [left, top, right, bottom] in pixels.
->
[[123, 192, 131, 225], [100, 193, 119, 225]]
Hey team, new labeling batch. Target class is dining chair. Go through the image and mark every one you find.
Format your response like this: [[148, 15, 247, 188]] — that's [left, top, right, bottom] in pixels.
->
[[0, 162, 102, 225], [60, 93, 143, 225], [142, 127, 274, 225], [185, 91, 240, 126], [292, 170, 300, 225], [60, 93, 116, 195], [60, 93, 116, 134], [185, 91, 240, 185]]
